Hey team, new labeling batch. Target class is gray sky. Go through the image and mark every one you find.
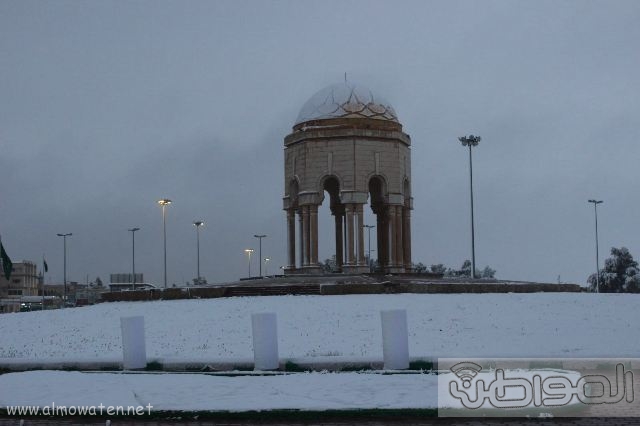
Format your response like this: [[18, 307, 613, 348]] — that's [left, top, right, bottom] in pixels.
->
[[1, 0, 638, 287]]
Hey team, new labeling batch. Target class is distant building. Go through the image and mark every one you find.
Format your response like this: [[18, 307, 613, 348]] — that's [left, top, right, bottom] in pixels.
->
[[109, 273, 155, 292], [43, 281, 107, 308], [0, 260, 40, 313]]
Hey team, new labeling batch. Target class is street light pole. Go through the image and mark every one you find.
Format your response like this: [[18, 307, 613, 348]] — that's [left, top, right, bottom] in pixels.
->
[[458, 135, 481, 279], [588, 199, 603, 293], [254, 234, 266, 277], [264, 257, 270, 276], [193, 221, 204, 283], [157, 198, 172, 288], [244, 249, 254, 277], [56, 233, 72, 307], [128, 228, 140, 290], [362, 225, 375, 272]]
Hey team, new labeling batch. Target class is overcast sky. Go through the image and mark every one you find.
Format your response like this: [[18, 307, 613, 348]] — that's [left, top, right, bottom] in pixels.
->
[[1, 0, 638, 287]]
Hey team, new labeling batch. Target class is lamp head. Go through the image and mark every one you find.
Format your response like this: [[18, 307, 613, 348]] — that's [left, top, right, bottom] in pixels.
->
[[158, 198, 172, 206], [458, 135, 481, 146]]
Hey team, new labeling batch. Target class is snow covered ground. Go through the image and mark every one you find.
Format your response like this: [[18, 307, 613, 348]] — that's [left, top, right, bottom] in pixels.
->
[[1, 293, 638, 415], [1, 293, 638, 361], [0, 370, 437, 412]]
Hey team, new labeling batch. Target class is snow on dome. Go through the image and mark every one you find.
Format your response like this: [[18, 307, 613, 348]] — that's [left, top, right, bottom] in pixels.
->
[[295, 82, 399, 125]]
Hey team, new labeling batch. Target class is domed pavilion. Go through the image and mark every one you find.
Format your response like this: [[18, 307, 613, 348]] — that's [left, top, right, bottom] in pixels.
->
[[283, 82, 413, 274]]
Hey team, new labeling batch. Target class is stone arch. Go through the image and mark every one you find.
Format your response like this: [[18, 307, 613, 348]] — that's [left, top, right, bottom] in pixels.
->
[[317, 175, 342, 208], [368, 175, 387, 211], [317, 175, 344, 271]]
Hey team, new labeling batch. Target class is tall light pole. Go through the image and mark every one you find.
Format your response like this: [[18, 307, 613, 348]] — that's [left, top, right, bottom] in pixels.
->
[[128, 228, 140, 290], [244, 249, 254, 277], [458, 135, 481, 279], [362, 225, 375, 272], [254, 234, 267, 277], [588, 199, 603, 293], [56, 233, 72, 307], [193, 221, 204, 283], [157, 198, 172, 288]]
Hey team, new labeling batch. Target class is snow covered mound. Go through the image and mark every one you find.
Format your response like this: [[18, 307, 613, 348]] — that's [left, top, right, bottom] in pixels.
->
[[0, 293, 638, 361]]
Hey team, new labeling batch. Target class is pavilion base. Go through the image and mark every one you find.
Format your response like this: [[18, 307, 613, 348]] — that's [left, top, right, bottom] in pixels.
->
[[385, 266, 409, 274], [300, 265, 324, 274], [341, 265, 371, 274]]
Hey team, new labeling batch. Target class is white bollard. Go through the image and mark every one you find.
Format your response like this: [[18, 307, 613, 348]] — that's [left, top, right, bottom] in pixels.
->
[[251, 312, 279, 370], [120, 316, 147, 370], [381, 309, 410, 370]]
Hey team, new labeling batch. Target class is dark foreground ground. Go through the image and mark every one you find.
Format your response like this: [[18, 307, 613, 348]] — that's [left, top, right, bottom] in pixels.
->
[[2, 417, 640, 425]]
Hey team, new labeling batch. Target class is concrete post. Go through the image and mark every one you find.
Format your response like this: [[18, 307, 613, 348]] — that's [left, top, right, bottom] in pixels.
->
[[120, 316, 146, 370], [251, 312, 279, 370], [380, 309, 409, 370]]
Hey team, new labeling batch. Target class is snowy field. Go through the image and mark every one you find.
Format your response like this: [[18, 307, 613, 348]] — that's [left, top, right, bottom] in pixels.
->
[[1, 293, 638, 361], [0, 370, 438, 412]]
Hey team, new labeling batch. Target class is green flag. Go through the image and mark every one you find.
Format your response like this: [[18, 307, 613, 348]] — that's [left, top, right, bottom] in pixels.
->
[[1, 243, 12, 280]]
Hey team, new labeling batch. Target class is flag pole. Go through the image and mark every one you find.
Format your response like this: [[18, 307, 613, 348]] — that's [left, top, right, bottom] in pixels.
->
[[42, 256, 45, 311]]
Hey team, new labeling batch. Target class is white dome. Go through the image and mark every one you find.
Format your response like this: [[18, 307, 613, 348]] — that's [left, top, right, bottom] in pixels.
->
[[295, 82, 398, 125]]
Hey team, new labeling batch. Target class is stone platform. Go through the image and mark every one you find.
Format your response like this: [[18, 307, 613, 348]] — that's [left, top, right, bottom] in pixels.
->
[[101, 274, 583, 302]]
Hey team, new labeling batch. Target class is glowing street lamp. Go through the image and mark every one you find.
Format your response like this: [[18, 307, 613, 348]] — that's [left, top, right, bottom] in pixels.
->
[[193, 221, 204, 283], [588, 199, 603, 293], [362, 225, 375, 272], [56, 233, 72, 307], [244, 249, 254, 278], [157, 198, 172, 288], [254, 234, 267, 277], [457, 134, 481, 279], [264, 257, 271, 276], [128, 227, 140, 290]]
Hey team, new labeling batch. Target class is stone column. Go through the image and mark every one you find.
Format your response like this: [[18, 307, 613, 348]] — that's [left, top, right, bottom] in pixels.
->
[[287, 209, 296, 269], [310, 204, 319, 266], [403, 207, 412, 270], [357, 204, 365, 266], [334, 210, 343, 271], [301, 206, 310, 266], [387, 206, 396, 268], [298, 209, 304, 268], [345, 204, 355, 265], [376, 211, 386, 271], [343, 215, 348, 264], [395, 205, 404, 268]]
